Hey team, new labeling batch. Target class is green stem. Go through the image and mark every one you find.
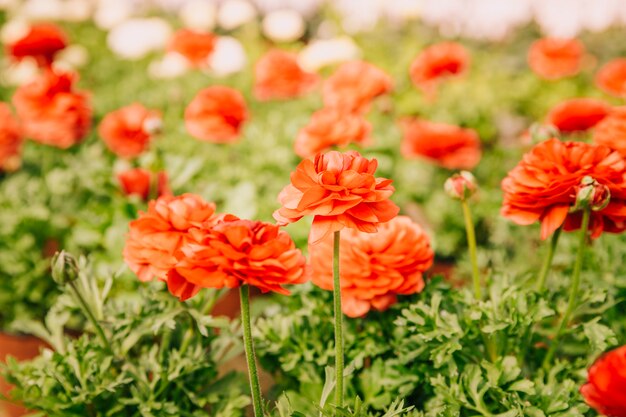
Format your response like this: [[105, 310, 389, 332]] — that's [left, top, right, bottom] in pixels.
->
[[333, 230, 344, 410], [68, 280, 112, 353], [542, 208, 590, 368], [536, 228, 562, 292], [240, 285, 264, 416], [462, 200, 481, 300]]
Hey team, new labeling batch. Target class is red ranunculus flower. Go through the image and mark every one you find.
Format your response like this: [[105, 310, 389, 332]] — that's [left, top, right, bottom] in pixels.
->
[[323, 61, 393, 114], [274, 150, 399, 244], [410, 42, 470, 98], [12, 69, 91, 149], [254, 49, 319, 101], [594, 107, 626, 157], [596, 58, 626, 98], [309, 216, 433, 317], [0, 102, 23, 171], [184, 86, 248, 143], [294, 108, 371, 159], [528, 38, 584, 80], [580, 345, 626, 417], [546, 98, 610, 133], [99, 103, 161, 158], [400, 118, 481, 170], [167, 218, 307, 300], [117, 168, 171, 200], [168, 29, 216, 67], [501, 138, 626, 239], [7, 23, 67, 67]]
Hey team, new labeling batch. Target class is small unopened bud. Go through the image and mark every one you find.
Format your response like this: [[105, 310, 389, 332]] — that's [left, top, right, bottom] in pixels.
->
[[143, 116, 163, 135], [527, 123, 560, 144], [51, 250, 79, 285], [445, 171, 478, 201], [573, 176, 610, 212]]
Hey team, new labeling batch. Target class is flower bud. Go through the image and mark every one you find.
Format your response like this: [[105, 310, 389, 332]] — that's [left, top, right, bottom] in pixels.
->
[[444, 171, 478, 201], [51, 250, 79, 285], [528, 123, 560, 143], [573, 176, 610, 212], [143, 116, 163, 135]]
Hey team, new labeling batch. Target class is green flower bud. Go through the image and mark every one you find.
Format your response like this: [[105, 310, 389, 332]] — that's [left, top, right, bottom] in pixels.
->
[[51, 250, 79, 285], [573, 176, 611, 212], [444, 171, 478, 201]]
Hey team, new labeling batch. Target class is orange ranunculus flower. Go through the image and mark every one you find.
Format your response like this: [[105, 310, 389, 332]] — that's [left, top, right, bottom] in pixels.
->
[[409, 42, 470, 97], [168, 218, 306, 300], [309, 216, 433, 317], [594, 107, 626, 157], [7, 23, 67, 67], [400, 118, 481, 170], [117, 168, 171, 201], [0, 102, 23, 171], [322, 61, 393, 113], [168, 29, 216, 67], [274, 150, 400, 244], [254, 49, 319, 101], [12, 69, 91, 149], [123, 193, 218, 283], [528, 38, 584, 80], [184, 86, 248, 143], [580, 345, 626, 417], [596, 58, 626, 98], [99, 103, 161, 158], [546, 98, 610, 133], [501, 138, 626, 240], [294, 108, 371, 159]]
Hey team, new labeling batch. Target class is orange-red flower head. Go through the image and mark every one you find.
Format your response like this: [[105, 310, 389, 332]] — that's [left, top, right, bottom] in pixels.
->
[[12, 69, 91, 149], [0, 102, 23, 172], [580, 345, 626, 417], [254, 49, 319, 101], [184, 86, 248, 144], [594, 107, 626, 157], [546, 98, 610, 133], [596, 58, 626, 98], [117, 168, 171, 201], [294, 108, 371, 159], [410, 42, 470, 98], [400, 118, 481, 170], [309, 216, 433, 317], [123, 194, 218, 282], [274, 150, 399, 244], [7, 23, 67, 67], [323, 61, 393, 113], [99, 103, 161, 158], [168, 29, 216, 67], [528, 38, 584, 80], [168, 218, 306, 300], [501, 138, 626, 239]]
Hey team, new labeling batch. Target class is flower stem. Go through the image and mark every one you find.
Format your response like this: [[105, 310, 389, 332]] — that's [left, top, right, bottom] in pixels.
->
[[333, 230, 344, 410], [240, 285, 264, 416], [462, 200, 481, 300], [68, 280, 112, 353], [542, 208, 590, 368], [536, 228, 562, 292]]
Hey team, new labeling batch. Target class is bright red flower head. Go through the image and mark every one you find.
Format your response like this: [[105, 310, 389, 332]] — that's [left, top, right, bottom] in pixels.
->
[[580, 345, 626, 417], [12, 69, 91, 149], [546, 98, 610, 133], [501, 138, 626, 240], [99, 103, 161, 159], [0, 102, 23, 172], [294, 108, 371, 159], [596, 58, 626, 98], [323, 61, 393, 114], [184, 86, 248, 144], [410, 42, 470, 98], [123, 194, 218, 282], [594, 107, 626, 157], [309, 216, 433, 317], [400, 118, 481, 170], [168, 218, 307, 301], [528, 38, 584, 80], [274, 150, 399, 244], [254, 49, 319, 101], [7, 23, 67, 67], [168, 29, 216, 67], [117, 168, 171, 201]]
